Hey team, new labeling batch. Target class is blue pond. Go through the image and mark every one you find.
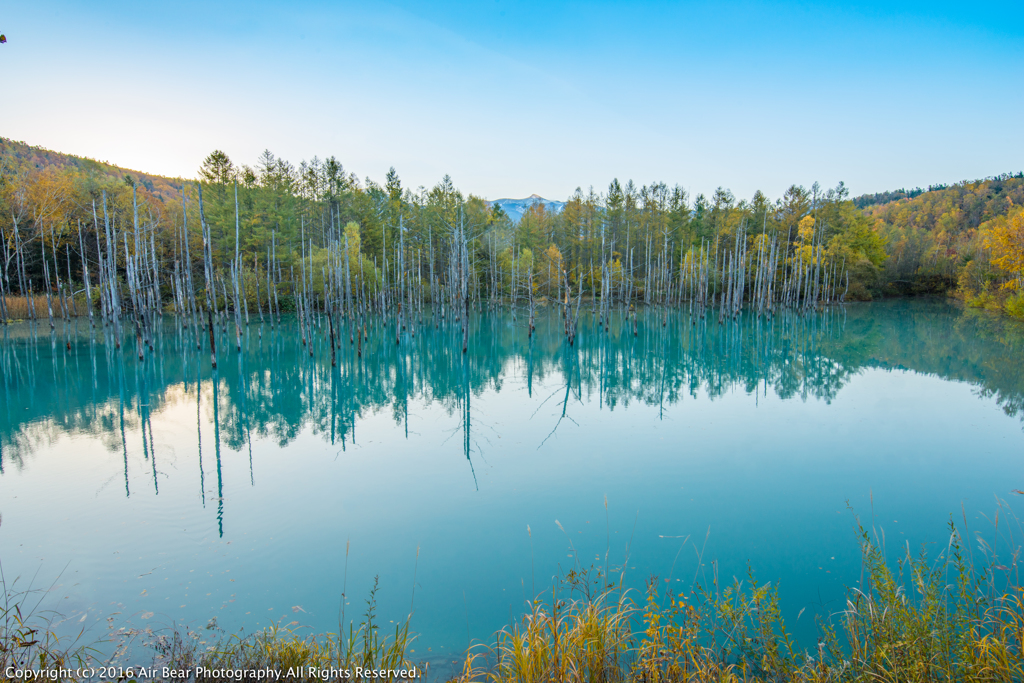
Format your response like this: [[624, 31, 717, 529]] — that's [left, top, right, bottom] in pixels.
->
[[0, 299, 1022, 665]]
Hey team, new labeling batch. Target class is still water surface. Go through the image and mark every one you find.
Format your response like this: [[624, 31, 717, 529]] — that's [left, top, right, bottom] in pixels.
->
[[1, 300, 1022, 661]]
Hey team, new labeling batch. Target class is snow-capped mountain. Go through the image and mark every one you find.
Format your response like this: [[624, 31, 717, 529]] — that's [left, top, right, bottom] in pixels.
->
[[488, 194, 565, 223]]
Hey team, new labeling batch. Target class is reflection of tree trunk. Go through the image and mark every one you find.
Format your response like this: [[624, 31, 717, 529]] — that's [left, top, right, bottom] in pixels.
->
[[539, 346, 578, 449], [148, 413, 157, 494], [118, 362, 130, 498], [197, 356, 205, 508], [463, 353, 477, 490], [138, 361, 157, 494], [330, 362, 337, 445], [212, 368, 224, 538], [659, 319, 668, 420], [527, 334, 534, 398], [328, 310, 336, 367], [401, 344, 409, 440], [561, 371, 571, 419]]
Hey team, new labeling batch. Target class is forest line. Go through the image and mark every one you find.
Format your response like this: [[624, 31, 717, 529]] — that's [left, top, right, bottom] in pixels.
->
[[1, 139, 1022, 351]]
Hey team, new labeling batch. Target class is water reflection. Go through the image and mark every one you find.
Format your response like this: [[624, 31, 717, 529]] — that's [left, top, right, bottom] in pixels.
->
[[3, 302, 1024, 482], [2, 299, 1023, 652]]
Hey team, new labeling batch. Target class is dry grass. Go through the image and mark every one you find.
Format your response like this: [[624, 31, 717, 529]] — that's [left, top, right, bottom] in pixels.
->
[[1, 566, 93, 674], [2, 509, 1021, 682], [3, 573, 418, 681], [1, 293, 92, 321], [150, 576, 419, 682], [456, 504, 1024, 683]]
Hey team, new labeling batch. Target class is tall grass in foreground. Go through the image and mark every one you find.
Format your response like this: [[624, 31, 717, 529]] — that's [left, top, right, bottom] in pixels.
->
[[2, 511, 91, 670], [0, 583, 91, 673], [1, 551, 92, 673], [1, 571, 418, 682], [2, 508, 1022, 681], [150, 576, 418, 681], [458, 506, 1023, 683], [150, 618, 415, 679]]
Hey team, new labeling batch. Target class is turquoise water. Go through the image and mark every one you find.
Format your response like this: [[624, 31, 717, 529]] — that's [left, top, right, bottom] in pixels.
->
[[1, 300, 1022, 664]]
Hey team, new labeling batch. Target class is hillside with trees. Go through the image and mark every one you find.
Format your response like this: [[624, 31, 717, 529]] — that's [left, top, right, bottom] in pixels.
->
[[0, 138, 184, 205], [856, 173, 1024, 317]]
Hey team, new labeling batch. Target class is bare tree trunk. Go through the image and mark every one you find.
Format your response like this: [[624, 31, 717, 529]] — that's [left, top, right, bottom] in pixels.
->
[[197, 184, 217, 369]]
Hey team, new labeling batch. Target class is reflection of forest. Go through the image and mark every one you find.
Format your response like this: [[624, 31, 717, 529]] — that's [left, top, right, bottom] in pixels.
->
[[2, 300, 1023, 472]]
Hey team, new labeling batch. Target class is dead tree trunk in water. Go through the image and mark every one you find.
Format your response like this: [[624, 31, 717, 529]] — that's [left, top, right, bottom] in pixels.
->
[[197, 184, 217, 369]]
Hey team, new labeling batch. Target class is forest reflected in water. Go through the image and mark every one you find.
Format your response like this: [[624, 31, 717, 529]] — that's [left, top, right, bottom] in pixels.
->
[[3, 299, 1023, 478], [1, 299, 1023, 655]]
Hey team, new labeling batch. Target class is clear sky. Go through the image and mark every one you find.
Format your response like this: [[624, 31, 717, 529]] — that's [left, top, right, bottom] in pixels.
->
[[2, 0, 1022, 201]]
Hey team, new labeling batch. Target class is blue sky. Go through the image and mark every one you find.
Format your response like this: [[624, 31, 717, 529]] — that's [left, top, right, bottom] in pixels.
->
[[2, 0, 1022, 201]]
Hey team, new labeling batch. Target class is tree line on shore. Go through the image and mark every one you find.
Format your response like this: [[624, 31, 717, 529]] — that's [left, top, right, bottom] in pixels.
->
[[0, 138, 1022, 346]]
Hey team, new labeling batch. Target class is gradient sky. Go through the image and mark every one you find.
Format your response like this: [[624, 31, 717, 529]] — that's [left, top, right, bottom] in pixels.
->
[[2, 0, 1022, 201]]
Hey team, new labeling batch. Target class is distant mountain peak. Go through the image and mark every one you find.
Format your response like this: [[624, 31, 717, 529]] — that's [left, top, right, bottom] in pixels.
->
[[488, 194, 565, 223]]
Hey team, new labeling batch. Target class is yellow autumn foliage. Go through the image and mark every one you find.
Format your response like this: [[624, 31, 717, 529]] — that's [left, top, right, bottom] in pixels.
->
[[986, 208, 1024, 290]]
